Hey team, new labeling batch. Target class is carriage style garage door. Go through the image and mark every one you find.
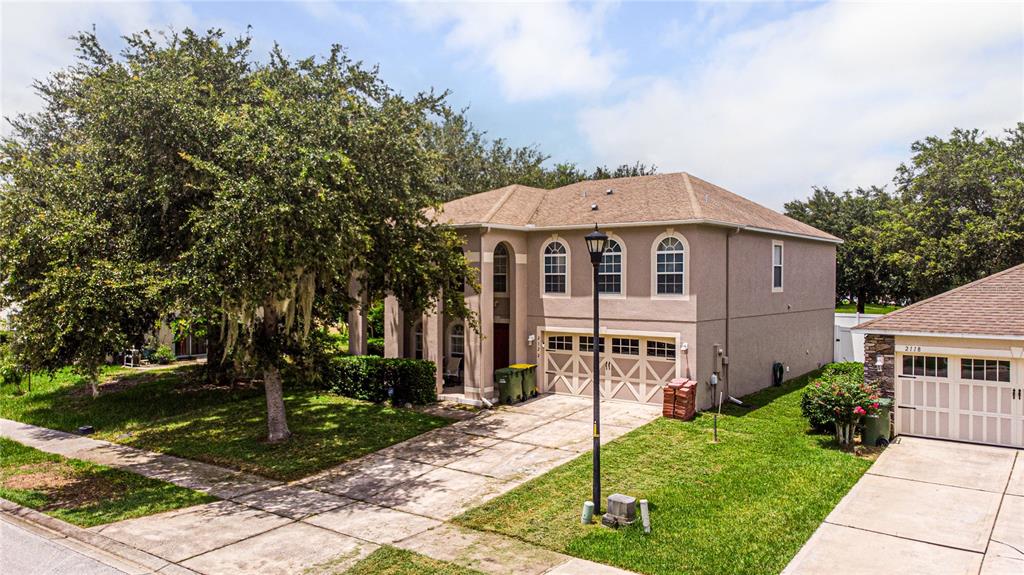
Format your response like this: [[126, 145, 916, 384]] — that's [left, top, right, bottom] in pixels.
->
[[895, 351, 1024, 448], [541, 332, 678, 405]]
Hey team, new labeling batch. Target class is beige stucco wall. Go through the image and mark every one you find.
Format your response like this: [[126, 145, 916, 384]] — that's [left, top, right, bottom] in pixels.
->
[[391, 222, 836, 408]]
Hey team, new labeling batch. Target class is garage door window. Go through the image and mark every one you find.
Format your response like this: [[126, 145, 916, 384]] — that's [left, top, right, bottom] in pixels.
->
[[611, 338, 640, 355], [961, 358, 1010, 382], [547, 336, 573, 351], [646, 341, 676, 359], [902, 354, 948, 377], [579, 336, 604, 353]]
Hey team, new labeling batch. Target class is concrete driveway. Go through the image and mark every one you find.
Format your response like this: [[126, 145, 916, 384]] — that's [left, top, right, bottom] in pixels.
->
[[785, 437, 1023, 575]]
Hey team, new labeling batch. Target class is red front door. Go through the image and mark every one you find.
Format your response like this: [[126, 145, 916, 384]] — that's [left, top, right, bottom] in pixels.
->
[[493, 323, 510, 369]]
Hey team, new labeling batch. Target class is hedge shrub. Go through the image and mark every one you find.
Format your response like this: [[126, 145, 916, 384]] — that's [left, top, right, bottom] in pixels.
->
[[801, 362, 864, 431], [326, 355, 436, 406], [367, 337, 385, 357]]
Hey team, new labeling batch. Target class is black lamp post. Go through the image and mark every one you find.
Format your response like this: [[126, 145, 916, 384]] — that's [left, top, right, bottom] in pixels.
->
[[584, 225, 608, 513]]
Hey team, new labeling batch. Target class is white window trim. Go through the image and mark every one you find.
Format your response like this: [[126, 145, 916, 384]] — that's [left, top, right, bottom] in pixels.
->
[[650, 231, 690, 300], [413, 320, 424, 359], [447, 322, 465, 357], [772, 240, 784, 293], [540, 236, 571, 298], [492, 243, 510, 295], [598, 234, 627, 299]]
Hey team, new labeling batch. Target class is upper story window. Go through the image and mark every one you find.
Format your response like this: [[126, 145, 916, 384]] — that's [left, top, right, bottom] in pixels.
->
[[961, 358, 1010, 382], [772, 241, 784, 292], [493, 244, 509, 294], [543, 241, 568, 294], [902, 354, 948, 378], [598, 239, 623, 295], [449, 324, 465, 357], [655, 237, 686, 295]]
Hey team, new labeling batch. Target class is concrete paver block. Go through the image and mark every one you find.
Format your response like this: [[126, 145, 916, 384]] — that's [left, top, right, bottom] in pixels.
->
[[445, 441, 574, 481], [507, 418, 590, 450], [395, 523, 566, 575], [783, 523, 982, 575], [826, 474, 1001, 552], [181, 522, 375, 575], [868, 436, 1017, 493], [303, 500, 441, 544], [299, 455, 437, 500], [453, 411, 547, 439], [369, 467, 512, 520], [232, 485, 353, 519], [93, 501, 291, 562]]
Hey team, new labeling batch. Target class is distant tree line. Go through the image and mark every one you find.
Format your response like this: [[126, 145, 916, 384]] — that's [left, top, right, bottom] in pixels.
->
[[785, 125, 1024, 312]]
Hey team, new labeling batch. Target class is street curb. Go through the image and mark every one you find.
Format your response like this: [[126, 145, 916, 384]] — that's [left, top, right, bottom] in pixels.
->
[[0, 498, 196, 574]]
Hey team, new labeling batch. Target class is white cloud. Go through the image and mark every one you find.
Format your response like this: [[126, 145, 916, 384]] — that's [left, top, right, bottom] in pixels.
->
[[406, 0, 618, 102], [579, 2, 1024, 208], [1, 1, 195, 132]]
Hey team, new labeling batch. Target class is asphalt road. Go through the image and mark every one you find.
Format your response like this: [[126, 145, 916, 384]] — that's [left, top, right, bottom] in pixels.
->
[[0, 518, 127, 575]]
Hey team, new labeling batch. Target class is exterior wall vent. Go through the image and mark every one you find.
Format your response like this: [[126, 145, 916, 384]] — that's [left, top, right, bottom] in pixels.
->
[[591, 203, 599, 211]]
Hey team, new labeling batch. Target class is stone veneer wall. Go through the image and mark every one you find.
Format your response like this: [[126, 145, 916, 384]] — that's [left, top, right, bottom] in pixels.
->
[[863, 333, 895, 398]]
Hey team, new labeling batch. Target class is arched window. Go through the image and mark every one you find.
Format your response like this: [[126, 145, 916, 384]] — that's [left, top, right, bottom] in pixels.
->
[[493, 244, 509, 294], [543, 241, 568, 294], [655, 237, 686, 295], [449, 324, 465, 357], [598, 239, 623, 294]]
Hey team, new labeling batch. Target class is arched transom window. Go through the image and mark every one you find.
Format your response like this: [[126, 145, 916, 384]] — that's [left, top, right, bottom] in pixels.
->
[[543, 241, 568, 294], [655, 237, 686, 295], [493, 244, 509, 294], [598, 239, 623, 294]]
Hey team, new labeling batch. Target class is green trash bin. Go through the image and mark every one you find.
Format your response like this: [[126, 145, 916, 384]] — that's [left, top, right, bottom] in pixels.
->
[[495, 367, 523, 404], [862, 398, 893, 447], [510, 364, 537, 398]]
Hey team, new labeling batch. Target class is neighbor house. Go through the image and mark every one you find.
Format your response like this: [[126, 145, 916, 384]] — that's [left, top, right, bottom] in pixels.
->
[[855, 263, 1024, 448], [381, 173, 839, 409]]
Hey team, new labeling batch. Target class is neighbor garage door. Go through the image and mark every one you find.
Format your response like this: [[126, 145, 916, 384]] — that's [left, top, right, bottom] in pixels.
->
[[541, 333, 678, 405], [895, 351, 1024, 448]]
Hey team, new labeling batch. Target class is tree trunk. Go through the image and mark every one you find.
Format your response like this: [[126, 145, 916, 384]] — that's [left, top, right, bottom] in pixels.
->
[[89, 375, 99, 399], [263, 364, 290, 442], [856, 289, 866, 314], [262, 300, 291, 443]]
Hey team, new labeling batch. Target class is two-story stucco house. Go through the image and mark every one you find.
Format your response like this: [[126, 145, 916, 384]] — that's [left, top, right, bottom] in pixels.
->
[[381, 173, 839, 410]]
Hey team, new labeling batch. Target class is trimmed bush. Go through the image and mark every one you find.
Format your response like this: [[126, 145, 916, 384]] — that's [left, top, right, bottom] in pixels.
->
[[326, 355, 436, 406], [366, 337, 385, 357], [801, 362, 879, 447], [152, 345, 176, 365], [801, 362, 863, 431]]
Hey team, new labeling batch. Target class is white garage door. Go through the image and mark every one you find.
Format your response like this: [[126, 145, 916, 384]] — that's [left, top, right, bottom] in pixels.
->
[[541, 333, 678, 405], [895, 352, 1024, 448]]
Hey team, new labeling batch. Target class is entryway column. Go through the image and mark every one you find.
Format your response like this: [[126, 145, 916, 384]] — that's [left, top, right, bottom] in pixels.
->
[[346, 275, 368, 356], [423, 299, 445, 395], [514, 252, 528, 363], [384, 295, 404, 358]]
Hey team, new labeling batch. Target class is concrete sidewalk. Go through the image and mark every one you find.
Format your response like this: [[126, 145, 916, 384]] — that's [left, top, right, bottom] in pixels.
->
[[784, 436, 1024, 575], [1, 395, 658, 575]]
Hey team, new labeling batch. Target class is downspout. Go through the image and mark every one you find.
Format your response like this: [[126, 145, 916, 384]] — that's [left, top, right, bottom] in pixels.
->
[[724, 227, 739, 405]]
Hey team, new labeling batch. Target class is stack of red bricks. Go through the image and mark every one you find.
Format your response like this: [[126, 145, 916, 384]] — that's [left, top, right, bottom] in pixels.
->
[[663, 378, 697, 421]]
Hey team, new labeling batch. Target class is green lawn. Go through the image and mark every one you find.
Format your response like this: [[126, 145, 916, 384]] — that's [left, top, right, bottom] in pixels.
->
[[343, 547, 484, 575], [0, 366, 451, 481], [835, 303, 900, 314], [0, 438, 215, 527], [455, 369, 871, 575]]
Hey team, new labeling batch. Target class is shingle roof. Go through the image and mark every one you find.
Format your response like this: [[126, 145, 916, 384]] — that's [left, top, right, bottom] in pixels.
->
[[434, 172, 839, 242], [856, 263, 1024, 338]]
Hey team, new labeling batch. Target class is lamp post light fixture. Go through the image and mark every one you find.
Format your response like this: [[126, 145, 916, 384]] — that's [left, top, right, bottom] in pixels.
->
[[584, 225, 609, 513]]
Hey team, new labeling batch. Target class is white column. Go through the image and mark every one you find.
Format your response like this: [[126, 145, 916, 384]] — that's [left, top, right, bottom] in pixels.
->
[[346, 276, 368, 355], [423, 299, 445, 394], [384, 295, 404, 358]]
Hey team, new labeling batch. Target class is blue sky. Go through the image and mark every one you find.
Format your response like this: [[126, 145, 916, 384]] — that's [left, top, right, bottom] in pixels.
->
[[2, 1, 1021, 208]]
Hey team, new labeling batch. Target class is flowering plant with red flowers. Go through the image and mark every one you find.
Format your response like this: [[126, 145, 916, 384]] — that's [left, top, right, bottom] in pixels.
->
[[802, 365, 880, 447]]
